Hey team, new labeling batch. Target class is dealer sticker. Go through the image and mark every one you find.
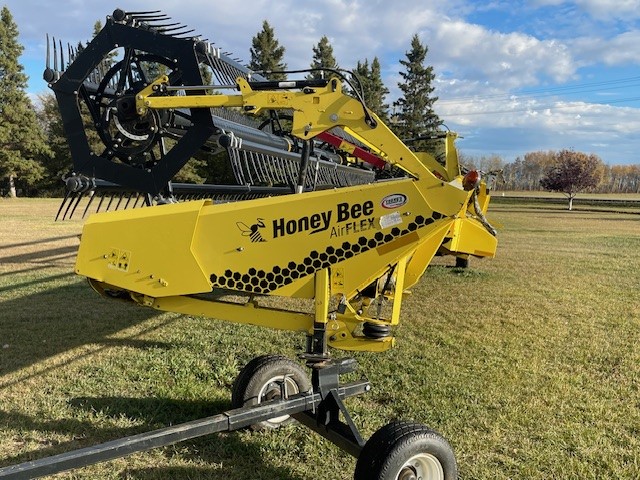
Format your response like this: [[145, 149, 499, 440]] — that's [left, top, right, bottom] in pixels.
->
[[379, 212, 403, 229], [381, 193, 407, 209]]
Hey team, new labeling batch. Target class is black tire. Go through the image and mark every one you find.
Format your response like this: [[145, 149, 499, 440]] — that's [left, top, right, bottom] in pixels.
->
[[455, 256, 469, 268], [354, 421, 458, 480], [231, 355, 311, 430]]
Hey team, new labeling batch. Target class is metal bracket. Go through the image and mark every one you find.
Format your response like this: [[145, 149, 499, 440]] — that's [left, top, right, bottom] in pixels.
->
[[292, 358, 366, 458]]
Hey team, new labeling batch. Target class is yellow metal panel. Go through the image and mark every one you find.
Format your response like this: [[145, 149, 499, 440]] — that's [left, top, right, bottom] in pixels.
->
[[149, 295, 312, 333], [404, 222, 453, 290], [190, 177, 441, 299], [75, 201, 211, 297], [446, 218, 497, 257]]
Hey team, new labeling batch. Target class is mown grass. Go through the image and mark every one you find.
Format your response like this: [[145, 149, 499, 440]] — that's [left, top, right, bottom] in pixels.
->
[[1, 197, 639, 479]]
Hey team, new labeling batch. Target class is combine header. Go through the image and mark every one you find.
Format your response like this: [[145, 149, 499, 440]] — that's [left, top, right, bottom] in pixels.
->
[[1, 9, 498, 479]]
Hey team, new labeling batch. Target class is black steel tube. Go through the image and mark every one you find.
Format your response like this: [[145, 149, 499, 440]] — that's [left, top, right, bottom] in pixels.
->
[[247, 79, 328, 90], [296, 140, 312, 194], [0, 381, 369, 479]]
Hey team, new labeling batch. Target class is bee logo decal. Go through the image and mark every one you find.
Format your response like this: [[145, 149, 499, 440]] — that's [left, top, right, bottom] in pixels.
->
[[236, 218, 267, 242]]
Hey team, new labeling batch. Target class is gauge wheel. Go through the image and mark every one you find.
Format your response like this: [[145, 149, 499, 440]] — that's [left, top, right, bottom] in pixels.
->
[[354, 421, 458, 480], [231, 355, 311, 430]]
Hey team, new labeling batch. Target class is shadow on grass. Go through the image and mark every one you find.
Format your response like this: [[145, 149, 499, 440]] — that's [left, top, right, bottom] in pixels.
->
[[0, 397, 303, 480], [0, 279, 161, 380], [0, 245, 78, 265], [0, 271, 75, 294], [73, 397, 303, 480], [0, 234, 80, 251]]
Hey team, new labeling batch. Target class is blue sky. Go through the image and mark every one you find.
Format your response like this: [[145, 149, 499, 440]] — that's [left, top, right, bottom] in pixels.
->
[[7, 0, 640, 165]]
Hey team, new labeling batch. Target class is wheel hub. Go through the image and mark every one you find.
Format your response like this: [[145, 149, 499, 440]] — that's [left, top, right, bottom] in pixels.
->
[[398, 466, 418, 480], [397, 453, 444, 480]]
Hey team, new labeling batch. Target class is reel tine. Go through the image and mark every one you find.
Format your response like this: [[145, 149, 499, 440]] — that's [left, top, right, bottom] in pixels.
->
[[62, 192, 78, 220], [167, 28, 196, 37], [114, 192, 125, 211], [82, 192, 97, 218], [152, 22, 180, 28], [125, 9, 162, 15], [105, 194, 116, 212], [45, 33, 51, 70], [53, 36, 58, 71], [68, 192, 85, 219], [95, 192, 107, 214], [123, 192, 133, 209], [59, 39, 64, 72], [55, 189, 71, 221]]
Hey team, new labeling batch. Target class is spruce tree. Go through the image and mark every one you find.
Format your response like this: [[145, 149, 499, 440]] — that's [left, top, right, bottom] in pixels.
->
[[249, 21, 287, 81], [393, 34, 441, 144], [351, 58, 389, 122], [36, 94, 69, 194], [308, 36, 338, 79], [0, 6, 49, 196]]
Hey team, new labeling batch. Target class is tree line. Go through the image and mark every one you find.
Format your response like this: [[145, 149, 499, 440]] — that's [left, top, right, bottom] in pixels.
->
[[463, 151, 640, 194], [1, 6, 638, 197]]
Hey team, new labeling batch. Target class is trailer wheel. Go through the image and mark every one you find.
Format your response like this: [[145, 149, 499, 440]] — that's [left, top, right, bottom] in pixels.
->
[[231, 355, 311, 430], [354, 421, 457, 480]]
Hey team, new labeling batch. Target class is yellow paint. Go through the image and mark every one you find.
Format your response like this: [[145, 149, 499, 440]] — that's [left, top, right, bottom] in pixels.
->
[[74, 75, 498, 353]]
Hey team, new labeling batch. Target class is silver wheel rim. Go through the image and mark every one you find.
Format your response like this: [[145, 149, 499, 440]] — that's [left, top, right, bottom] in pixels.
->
[[396, 452, 444, 480], [257, 375, 300, 425]]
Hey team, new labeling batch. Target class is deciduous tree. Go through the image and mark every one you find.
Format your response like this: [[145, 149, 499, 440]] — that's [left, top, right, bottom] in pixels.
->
[[540, 149, 604, 210]]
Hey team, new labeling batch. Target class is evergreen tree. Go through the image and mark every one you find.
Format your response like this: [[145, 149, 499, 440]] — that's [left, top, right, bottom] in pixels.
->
[[308, 36, 338, 79], [92, 20, 116, 69], [393, 34, 441, 145], [0, 6, 49, 197], [351, 58, 389, 121], [36, 94, 69, 194], [249, 21, 287, 81]]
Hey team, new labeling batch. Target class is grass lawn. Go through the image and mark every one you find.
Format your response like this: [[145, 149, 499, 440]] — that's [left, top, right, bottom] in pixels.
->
[[0, 197, 639, 479]]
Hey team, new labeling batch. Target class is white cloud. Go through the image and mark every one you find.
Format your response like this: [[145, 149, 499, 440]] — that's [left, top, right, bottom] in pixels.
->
[[572, 31, 640, 66], [428, 21, 576, 89], [6, 0, 640, 164], [532, 0, 640, 19], [575, 0, 640, 19]]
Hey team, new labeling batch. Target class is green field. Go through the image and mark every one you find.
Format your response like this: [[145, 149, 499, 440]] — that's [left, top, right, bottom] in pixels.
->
[[1, 197, 639, 479]]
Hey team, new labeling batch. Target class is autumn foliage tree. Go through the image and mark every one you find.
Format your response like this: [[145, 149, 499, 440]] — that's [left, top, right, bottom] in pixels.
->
[[540, 150, 604, 210]]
